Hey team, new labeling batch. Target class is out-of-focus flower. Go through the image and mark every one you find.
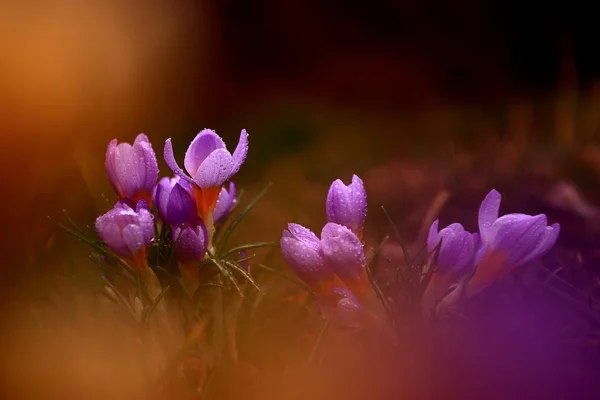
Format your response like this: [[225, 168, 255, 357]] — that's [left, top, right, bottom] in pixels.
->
[[280, 223, 337, 293], [164, 129, 248, 219], [105, 133, 159, 205], [422, 220, 481, 314], [239, 250, 249, 271], [95, 199, 154, 271], [320, 222, 368, 297], [326, 175, 367, 237], [213, 181, 236, 224], [470, 189, 560, 289], [172, 222, 208, 269], [316, 286, 365, 328], [426, 220, 481, 276], [153, 176, 197, 227]]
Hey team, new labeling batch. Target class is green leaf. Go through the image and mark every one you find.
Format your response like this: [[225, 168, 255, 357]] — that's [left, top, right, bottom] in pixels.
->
[[215, 182, 272, 253], [142, 285, 170, 324], [381, 206, 412, 268], [207, 252, 244, 297], [223, 260, 261, 293], [219, 241, 280, 259], [255, 264, 316, 296]]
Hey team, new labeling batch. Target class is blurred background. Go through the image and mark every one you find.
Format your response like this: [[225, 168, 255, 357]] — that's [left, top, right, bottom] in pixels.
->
[[2, 1, 600, 398]]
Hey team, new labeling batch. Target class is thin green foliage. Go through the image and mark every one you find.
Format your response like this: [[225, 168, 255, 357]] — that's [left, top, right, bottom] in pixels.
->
[[255, 263, 316, 296], [142, 285, 171, 324], [215, 182, 272, 253], [220, 241, 279, 259]]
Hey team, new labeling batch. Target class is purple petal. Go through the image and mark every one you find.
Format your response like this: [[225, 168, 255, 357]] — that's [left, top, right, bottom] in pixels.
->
[[97, 221, 128, 256], [478, 189, 501, 243], [491, 213, 548, 267], [154, 177, 172, 220], [105, 139, 122, 195], [286, 223, 320, 246], [213, 181, 236, 224], [184, 129, 226, 178], [122, 224, 145, 254], [520, 223, 560, 265], [326, 179, 352, 224], [231, 129, 249, 176], [173, 223, 208, 264], [316, 286, 363, 328], [280, 225, 330, 285], [134, 134, 159, 191], [193, 148, 234, 188], [134, 133, 150, 145], [426, 219, 440, 253], [113, 143, 143, 197], [165, 182, 197, 226], [325, 175, 367, 234], [350, 174, 367, 227], [436, 223, 475, 273], [320, 222, 365, 286], [96, 202, 154, 259], [164, 139, 195, 185]]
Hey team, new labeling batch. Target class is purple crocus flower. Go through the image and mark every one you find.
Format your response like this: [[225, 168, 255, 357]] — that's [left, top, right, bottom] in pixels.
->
[[280, 223, 337, 293], [96, 199, 154, 272], [326, 175, 367, 236], [478, 189, 560, 268], [320, 222, 368, 297], [427, 220, 481, 276], [153, 176, 197, 227], [105, 133, 159, 205], [172, 221, 208, 268], [316, 286, 365, 328], [163, 129, 248, 219], [213, 181, 236, 224]]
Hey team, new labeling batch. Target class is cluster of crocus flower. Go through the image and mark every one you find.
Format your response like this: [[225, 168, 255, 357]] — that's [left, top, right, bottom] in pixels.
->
[[95, 130, 247, 277], [424, 189, 560, 312], [280, 175, 369, 327]]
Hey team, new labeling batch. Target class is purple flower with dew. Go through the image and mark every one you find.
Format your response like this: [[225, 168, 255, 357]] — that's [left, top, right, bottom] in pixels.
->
[[478, 189, 560, 268], [105, 133, 158, 205], [95, 199, 154, 271], [317, 286, 365, 328], [153, 176, 197, 227], [172, 221, 209, 267], [213, 181, 236, 224], [163, 129, 248, 219], [280, 223, 336, 293], [326, 175, 367, 236], [427, 220, 481, 276], [320, 222, 367, 297]]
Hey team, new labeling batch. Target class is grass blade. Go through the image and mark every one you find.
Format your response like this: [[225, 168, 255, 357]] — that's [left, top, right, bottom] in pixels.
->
[[215, 182, 272, 252], [143, 285, 170, 324], [255, 264, 316, 296], [220, 241, 279, 259]]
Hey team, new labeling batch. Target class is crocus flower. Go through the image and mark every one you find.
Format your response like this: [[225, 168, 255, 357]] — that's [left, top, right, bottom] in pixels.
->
[[316, 286, 365, 328], [326, 175, 367, 237], [172, 222, 208, 273], [105, 133, 159, 205], [96, 199, 154, 272], [470, 189, 560, 289], [153, 176, 197, 227], [280, 223, 338, 293], [213, 181, 236, 224], [164, 129, 248, 219], [320, 222, 368, 297], [426, 220, 481, 276], [422, 220, 481, 314]]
